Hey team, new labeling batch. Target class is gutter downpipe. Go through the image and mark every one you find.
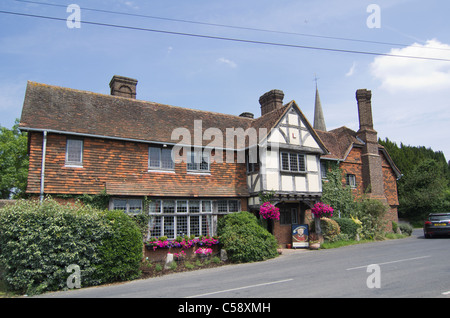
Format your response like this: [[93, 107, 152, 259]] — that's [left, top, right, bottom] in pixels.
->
[[40, 130, 47, 203]]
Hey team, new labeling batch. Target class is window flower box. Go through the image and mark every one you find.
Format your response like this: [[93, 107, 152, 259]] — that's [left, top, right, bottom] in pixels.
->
[[143, 236, 220, 262]]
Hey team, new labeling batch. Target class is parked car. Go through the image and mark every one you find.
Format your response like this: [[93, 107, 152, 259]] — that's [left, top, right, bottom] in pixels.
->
[[424, 213, 450, 238]]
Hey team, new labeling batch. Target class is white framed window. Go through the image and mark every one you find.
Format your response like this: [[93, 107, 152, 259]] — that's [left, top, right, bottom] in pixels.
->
[[112, 198, 143, 214], [149, 146, 174, 170], [147, 199, 238, 239], [217, 200, 239, 213], [187, 149, 210, 172], [66, 138, 83, 167], [320, 161, 328, 179], [346, 174, 357, 188], [281, 152, 306, 172], [176, 200, 188, 213], [149, 200, 162, 213]]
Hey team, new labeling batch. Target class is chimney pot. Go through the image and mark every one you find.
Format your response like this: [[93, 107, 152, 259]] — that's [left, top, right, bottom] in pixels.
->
[[259, 89, 284, 116], [109, 75, 138, 99], [239, 112, 254, 119]]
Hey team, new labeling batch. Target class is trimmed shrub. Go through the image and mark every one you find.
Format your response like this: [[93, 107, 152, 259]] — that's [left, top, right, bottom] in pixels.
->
[[217, 211, 278, 263], [94, 210, 143, 283], [398, 223, 413, 236], [354, 197, 388, 239], [333, 217, 359, 239], [0, 198, 143, 295], [310, 217, 341, 241]]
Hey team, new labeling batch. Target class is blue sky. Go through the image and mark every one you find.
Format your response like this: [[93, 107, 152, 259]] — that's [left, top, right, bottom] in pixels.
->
[[1, 0, 450, 160]]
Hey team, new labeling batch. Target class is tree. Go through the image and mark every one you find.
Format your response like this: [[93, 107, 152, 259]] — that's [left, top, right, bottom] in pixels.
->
[[379, 138, 450, 220], [0, 119, 28, 199], [398, 159, 447, 221]]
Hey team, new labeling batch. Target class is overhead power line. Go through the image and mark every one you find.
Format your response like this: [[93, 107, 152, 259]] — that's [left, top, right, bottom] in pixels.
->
[[13, 0, 411, 48], [14, 0, 450, 53], [1, 9, 450, 63]]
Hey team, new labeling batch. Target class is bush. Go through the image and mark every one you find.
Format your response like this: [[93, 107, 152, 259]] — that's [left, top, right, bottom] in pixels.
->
[[0, 199, 143, 295], [354, 197, 388, 240], [333, 217, 359, 239], [310, 217, 341, 241], [94, 210, 143, 284], [217, 211, 278, 263], [398, 223, 413, 236]]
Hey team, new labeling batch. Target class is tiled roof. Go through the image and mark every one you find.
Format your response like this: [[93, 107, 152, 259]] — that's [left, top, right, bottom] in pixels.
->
[[316, 126, 401, 177], [19, 81, 296, 149], [316, 126, 364, 160]]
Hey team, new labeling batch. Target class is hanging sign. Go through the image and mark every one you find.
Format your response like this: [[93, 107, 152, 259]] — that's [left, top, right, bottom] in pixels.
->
[[292, 224, 309, 248]]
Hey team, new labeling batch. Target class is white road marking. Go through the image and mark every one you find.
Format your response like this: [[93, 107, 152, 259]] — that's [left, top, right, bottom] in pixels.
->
[[346, 255, 431, 271], [186, 278, 294, 298], [442, 291, 450, 295]]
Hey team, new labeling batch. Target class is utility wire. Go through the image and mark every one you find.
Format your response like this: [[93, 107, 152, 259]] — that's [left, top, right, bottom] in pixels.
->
[[13, 0, 448, 52], [1, 9, 450, 62]]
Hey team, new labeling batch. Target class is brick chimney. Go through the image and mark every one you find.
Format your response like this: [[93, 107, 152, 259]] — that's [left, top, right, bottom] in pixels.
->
[[355, 89, 385, 199], [109, 75, 138, 99], [259, 89, 284, 116]]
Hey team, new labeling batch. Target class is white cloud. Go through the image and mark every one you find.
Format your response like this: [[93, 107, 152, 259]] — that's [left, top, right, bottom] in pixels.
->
[[370, 39, 450, 92], [367, 40, 450, 160], [345, 62, 356, 77], [217, 57, 237, 68], [123, 1, 139, 10]]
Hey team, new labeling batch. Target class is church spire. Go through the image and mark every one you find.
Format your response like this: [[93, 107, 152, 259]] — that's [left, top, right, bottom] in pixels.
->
[[313, 79, 326, 131]]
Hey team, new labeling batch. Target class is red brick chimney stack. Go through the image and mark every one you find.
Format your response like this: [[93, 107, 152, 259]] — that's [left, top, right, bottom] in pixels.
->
[[355, 89, 385, 199], [259, 89, 284, 116], [109, 75, 138, 99]]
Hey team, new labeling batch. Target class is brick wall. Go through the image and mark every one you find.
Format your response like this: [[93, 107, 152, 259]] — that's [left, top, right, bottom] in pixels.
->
[[27, 132, 248, 198], [338, 146, 399, 229], [339, 147, 364, 197]]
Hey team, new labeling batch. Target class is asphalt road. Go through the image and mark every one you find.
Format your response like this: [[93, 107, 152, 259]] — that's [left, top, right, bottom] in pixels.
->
[[38, 229, 450, 299]]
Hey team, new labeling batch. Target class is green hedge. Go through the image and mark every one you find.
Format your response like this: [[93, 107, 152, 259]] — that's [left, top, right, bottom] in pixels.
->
[[217, 211, 278, 263], [333, 217, 360, 239], [0, 199, 142, 295], [94, 210, 143, 283]]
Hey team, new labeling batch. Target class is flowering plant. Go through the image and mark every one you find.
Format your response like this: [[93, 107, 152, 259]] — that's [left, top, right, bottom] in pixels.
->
[[197, 236, 219, 247], [311, 202, 334, 218], [194, 247, 213, 255], [145, 235, 219, 251], [259, 202, 280, 220], [173, 250, 186, 260]]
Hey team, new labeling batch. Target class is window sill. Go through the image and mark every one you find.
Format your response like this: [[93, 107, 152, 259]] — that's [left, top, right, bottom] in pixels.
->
[[280, 170, 307, 175], [148, 169, 175, 174], [187, 171, 211, 175], [64, 164, 84, 168]]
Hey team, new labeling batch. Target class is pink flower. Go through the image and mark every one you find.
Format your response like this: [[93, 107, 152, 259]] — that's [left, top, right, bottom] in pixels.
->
[[311, 202, 334, 218], [195, 247, 213, 255], [259, 202, 280, 220]]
